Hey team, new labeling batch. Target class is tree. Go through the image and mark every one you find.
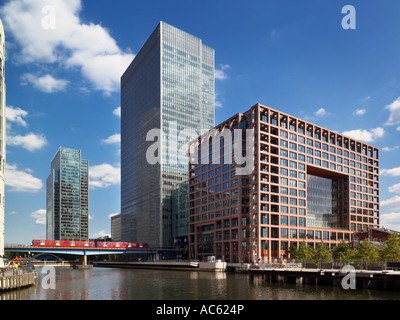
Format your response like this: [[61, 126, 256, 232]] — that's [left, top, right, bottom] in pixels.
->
[[332, 241, 352, 260], [354, 239, 380, 262], [313, 242, 333, 260], [381, 234, 400, 262], [290, 242, 314, 260]]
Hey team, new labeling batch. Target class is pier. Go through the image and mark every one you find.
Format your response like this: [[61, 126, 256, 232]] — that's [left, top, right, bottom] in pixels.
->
[[0, 267, 37, 291], [247, 266, 400, 290]]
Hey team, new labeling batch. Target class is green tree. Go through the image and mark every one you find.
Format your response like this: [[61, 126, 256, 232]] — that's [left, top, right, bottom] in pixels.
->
[[290, 242, 314, 260], [332, 241, 353, 260], [381, 234, 400, 262], [354, 239, 380, 262], [313, 242, 333, 260]]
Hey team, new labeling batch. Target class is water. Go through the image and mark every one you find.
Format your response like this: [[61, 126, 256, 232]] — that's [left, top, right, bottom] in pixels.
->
[[1, 267, 399, 300]]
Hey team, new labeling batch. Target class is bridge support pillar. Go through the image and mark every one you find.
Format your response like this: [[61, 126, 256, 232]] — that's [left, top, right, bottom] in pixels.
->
[[79, 255, 87, 266]]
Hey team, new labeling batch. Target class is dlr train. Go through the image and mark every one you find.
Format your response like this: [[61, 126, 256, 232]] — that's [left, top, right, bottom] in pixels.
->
[[31, 239, 149, 249]]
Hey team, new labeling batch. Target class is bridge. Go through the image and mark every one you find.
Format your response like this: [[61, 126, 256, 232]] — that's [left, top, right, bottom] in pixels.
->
[[4, 246, 181, 267]]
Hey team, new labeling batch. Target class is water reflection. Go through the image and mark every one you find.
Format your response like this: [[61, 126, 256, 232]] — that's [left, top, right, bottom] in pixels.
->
[[0, 267, 398, 300]]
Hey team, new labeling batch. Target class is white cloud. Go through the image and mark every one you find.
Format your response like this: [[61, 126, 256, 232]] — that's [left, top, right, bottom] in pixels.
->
[[6, 106, 28, 127], [5, 163, 43, 193], [215, 64, 230, 80], [354, 108, 366, 116], [89, 163, 120, 189], [342, 127, 384, 143], [385, 97, 400, 126], [314, 108, 328, 117], [30, 209, 46, 225], [381, 195, 400, 212], [389, 183, 400, 194], [381, 167, 400, 177], [381, 212, 400, 231], [102, 133, 120, 145], [382, 146, 399, 152], [21, 73, 69, 93], [7, 133, 48, 152], [113, 107, 121, 118], [91, 230, 110, 238], [0, 0, 134, 95]]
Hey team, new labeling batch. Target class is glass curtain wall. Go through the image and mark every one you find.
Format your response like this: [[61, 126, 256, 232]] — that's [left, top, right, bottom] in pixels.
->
[[307, 174, 339, 228]]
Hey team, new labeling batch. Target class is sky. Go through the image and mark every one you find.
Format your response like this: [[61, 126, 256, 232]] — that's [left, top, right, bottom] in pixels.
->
[[1, 0, 400, 244]]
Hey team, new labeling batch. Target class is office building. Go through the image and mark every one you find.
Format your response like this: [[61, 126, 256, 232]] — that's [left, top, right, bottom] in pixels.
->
[[111, 213, 121, 242], [46, 148, 89, 241], [121, 22, 215, 248], [189, 103, 380, 263], [0, 19, 6, 268]]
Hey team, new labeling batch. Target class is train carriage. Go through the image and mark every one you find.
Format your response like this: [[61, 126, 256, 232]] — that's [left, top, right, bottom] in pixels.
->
[[32, 239, 149, 249]]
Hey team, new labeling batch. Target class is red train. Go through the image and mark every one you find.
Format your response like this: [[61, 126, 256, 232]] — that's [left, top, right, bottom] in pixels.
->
[[31, 239, 149, 249]]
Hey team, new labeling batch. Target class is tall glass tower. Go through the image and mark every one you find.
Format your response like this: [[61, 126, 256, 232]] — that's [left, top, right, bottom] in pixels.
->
[[121, 22, 215, 248], [0, 19, 6, 268], [46, 148, 89, 241]]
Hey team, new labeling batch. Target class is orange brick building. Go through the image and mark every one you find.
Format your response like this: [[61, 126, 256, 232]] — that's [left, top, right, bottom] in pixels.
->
[[188, 103, 380, 263]]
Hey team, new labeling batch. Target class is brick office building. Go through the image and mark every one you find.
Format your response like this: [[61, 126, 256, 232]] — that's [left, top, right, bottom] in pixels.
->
[[188, 103, 380, 263]]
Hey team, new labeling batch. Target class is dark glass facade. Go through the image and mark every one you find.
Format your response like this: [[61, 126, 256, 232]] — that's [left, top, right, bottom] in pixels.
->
[[307, 174, 340, 229], [121, 22, 215, 248], [46, 148, 89, 241]]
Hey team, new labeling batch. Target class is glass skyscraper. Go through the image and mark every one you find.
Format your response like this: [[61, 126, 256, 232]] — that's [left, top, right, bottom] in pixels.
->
[[121, 22, 215, 248], [46, 148, 89, 241], [0, 19, 6, 268]]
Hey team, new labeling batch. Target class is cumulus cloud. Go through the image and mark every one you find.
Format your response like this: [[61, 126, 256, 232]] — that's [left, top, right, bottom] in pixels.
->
[[381, 195, 400, 212], [380, 212, 400, 231], [102, 134, 120, 145], [5, 163, 43, 193], [6, 106, 28, 127], [381, 167, 400, 177], [0, 0, 134, 95], [385, 97, 400, 126], [389, 183, 400, 194], [30, 209, 46, 225], [21, 73, 69, 93], [314, 108, 329, 117], [354, 108, 366, 116], [342, 127, 384, 143], [89, 163, 120, 189], [382, 146, 399, 152], [7, 133, 48, 152], [113, 107, 121, 118], [91, 230, 110, 238], [215, 64, 230, 80]]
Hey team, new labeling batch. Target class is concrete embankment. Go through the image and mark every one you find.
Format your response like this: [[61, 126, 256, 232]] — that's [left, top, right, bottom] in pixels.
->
[[93, 260, 227, 272], [0, 269, 37, 291]]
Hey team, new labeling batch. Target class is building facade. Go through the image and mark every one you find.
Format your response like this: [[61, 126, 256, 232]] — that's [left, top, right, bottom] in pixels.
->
[[46, 148, 89, 241], [121, 22, 215, 248], [189, 103, 380, 263], [0, 19, 5, 268], [111, 213, 121, 242]]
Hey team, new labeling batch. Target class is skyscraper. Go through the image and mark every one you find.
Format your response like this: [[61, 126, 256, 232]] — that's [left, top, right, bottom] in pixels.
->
[[121, 22, 215, 248], [0, 19, 6, 268], [46, 148, 89, 241]]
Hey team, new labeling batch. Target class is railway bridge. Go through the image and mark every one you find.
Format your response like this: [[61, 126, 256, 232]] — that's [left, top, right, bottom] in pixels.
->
[[4, 245, 179, 266]]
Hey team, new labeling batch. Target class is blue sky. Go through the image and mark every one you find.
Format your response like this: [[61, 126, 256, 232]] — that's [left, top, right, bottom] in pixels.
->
[[1, 0, 400, 244]]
